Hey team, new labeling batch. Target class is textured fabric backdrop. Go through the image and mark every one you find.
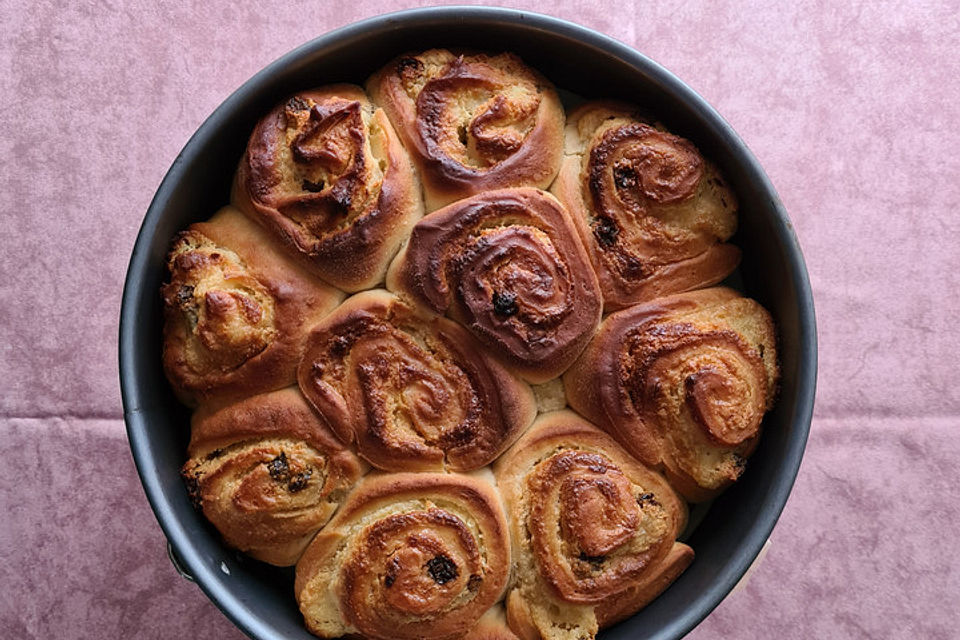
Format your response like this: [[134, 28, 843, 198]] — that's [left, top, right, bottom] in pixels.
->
[[1, 1, 957, 638]]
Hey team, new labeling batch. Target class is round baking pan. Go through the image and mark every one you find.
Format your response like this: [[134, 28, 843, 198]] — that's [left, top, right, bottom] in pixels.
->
[[119, 7, 817, 640]]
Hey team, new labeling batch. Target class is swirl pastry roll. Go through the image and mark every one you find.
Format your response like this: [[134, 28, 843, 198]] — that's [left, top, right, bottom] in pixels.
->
[[564, 288, 779, 501], [552, 102, 740, 310], [494, 411, 692, 640], [367, 49, 565, 211], [295, 472, 510, 640], [181, 388, 366, 565], [297, 290, 536, 472], [162, 206, 342, 408], [234, 84, 422, 291], [387, 188, 602, 383]]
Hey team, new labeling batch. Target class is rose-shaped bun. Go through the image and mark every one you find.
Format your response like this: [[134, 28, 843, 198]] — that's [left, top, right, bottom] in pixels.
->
[[161, 206, 342, 408], [181, 387, 366, 566], [367, 49, 564, 211], [295, 472, 510, 640], [552, 102, 740, 310], [297, 290, 536, 472], [234, 85, 423, 291], [564, 287, 779, 501], [494, 411, 692, 640], [387, 188, 602, 383]]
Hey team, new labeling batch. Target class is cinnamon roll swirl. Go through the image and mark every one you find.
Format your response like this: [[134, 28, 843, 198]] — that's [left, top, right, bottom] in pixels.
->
[[494, 411, 692, 640], [552, 102, 740, 310], [387, 188, 602, 383], [181, 387, 366, 566], [234, 84, 422, 291], [162, 206, 342, 408], [295, 472, 510, 640], [297, 290, 536, 472], [367, 50, 564, 211], [564, 287, 779, 501]]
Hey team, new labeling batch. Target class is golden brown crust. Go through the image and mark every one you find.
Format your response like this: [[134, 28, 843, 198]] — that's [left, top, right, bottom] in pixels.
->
[[593, 542, 694, 628], [387, 188, 602, 383], [464, 606, 520, 640], [297, 290, 536, 472], [295, 472, 511, 640], [503, 590, 540, 640], [367, 50, 564, 211], [563, 287, 779, 501], [494, 411, 690, 640], [233, 84, 423, 291], [181, 387, 366, 566], [551, 102, 740, 311], [161, 206, 343, 408]]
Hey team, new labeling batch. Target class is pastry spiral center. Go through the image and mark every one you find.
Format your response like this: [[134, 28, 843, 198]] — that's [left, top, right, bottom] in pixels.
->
[[586, 123, 714, 277], [527, 450, 669, 603], [414, 55, 540, 170], [560, 473, 640, 558], [382, 538, 462, 614], [631, 326, 767, 448], [611, 126, 702, 205], [461, 225, 573, 340], [685, 364, 760, 446], [298, 300, 520, 473], [350, 333, 474, 446], [184, 439, 331, 516], [279, 98, 382, 229], [165, 233, 276, 374], [340, 508, 483, 635]]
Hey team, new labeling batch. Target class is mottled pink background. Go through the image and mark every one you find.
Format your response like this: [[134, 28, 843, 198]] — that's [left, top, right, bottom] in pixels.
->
[[1, 1, 958, 638]]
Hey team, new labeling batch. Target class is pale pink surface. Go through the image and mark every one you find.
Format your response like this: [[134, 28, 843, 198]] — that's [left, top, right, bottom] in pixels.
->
[[1, 1, 957, 638]]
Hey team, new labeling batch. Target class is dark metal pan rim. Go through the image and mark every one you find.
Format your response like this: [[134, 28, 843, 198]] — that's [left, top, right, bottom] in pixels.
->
[[120, 7, 817, 640]]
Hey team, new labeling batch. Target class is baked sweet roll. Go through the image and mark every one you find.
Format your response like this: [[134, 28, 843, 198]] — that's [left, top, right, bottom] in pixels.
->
[[367, 49, 564, 211], [493, 411, 692, 640], [297, 290, 536, 472], [295, 472, 510, 640], [233, 84, 422, 291], [564, 287, 779, 501], [387, 188, 602, 383], [552, 102, 740, 310], [180, 388, 366, 566], [161, 206, 342, 408]]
